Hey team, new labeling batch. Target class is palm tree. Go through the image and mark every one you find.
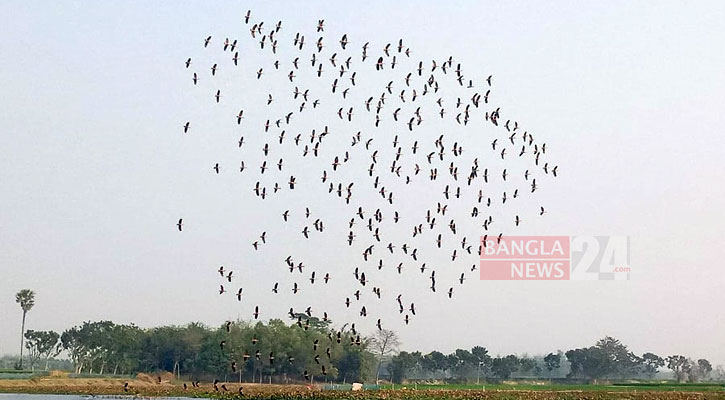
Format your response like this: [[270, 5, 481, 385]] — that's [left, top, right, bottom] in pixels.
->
[[15, 289, 35, 369]]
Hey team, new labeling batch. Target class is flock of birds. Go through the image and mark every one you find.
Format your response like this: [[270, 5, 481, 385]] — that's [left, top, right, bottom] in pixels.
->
[[172, 9, 559, 387]]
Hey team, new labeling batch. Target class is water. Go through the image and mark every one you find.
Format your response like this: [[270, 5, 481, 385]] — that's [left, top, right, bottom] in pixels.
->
[[0, 395, 194, 400]]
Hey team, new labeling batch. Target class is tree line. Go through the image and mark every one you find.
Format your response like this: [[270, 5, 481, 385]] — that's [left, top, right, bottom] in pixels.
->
[[387, 336, 720, 383], [11, 290, 723, 384], [17, 322, 721, 385], [25, 319, 377, 383]]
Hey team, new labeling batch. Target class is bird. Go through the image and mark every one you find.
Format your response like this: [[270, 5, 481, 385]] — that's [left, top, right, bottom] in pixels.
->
[[177, 13, 559, 380]]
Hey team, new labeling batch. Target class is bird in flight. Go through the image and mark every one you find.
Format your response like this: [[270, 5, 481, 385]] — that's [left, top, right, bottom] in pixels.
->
[[180, 11, 559, 383]]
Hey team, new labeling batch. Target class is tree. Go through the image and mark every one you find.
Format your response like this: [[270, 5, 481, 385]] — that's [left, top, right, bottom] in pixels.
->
[[15, 289, 35, 369], [594, 336, 640, 378], [566, 337, 642, 381], [697, 359, 713, 378], [108, 324, 142, 375], [338, 344, 375, 383], [45, 342, 62, 371], [388, 351, 419, 383], [471, 346, 491, 367], [469, 346, 491, 383], [518, 356, 538, 376], [451, 348, 479, 379], [566, 347, 609, 381], [370, 329, 400, 383], [666, 355, 689, 383], [544, 352, 562, 379], [688, 359, 713, 382], [490, 355, 519, 379], [61, 326, 86, 373], [23, 330, 59, 371], [711, 365, 725, 382], [641, 352, 664, 378]]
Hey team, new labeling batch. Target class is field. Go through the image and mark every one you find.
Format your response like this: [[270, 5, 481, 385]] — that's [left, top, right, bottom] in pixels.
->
[[1, 375, 725, 400], [381, 383, 725, 392]]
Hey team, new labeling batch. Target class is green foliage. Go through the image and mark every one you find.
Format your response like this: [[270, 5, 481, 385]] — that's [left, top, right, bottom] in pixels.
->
[[491, 354, 520, 379], [15, 289, 35, 312], [667, 355, 689, 383], [23, 330, 60, 370], [544, 352, 562, 375], [566, 336, 644, 381], [57, 318, 375, 382], [641, 352, 664, 378]]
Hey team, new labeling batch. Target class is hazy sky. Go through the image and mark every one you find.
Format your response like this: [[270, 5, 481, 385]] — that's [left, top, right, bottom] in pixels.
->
[[1, 1, 724, 366]]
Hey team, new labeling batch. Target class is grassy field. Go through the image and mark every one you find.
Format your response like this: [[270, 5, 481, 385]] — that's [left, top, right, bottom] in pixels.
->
[[1, 375, 724, 399], [380, 382, 725, 392]]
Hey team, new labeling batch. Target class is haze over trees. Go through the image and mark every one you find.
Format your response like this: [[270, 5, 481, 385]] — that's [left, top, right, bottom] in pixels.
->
[[387, 336, 719, 384], [6, 312, 721, 385]]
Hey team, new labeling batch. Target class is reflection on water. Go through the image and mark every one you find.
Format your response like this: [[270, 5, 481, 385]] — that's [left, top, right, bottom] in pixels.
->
[[0, 395, 193, 400]]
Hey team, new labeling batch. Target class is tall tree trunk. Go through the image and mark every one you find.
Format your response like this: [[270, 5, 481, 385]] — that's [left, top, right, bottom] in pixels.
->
[[19, 311, 26, 369], [375, 341, 387, 383]]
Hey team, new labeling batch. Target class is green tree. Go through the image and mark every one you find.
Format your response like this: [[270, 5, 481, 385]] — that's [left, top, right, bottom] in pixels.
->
[[566, 337, 641, 381], [566, 347, 609, 381], [688, 358, 713, 382], [15, 289, 36, 369], [388, 351, 419, 383], [666, 355, 689, 383], [23, 330, 59, 371], [698, 359, 713, 377], [471, 346, 491, 381], [491, 355, 519, 379], [109, 324, 142, 375], [518, 356, 538, 376], [82, 320, 116, 374], [451, 348, 477, 379], [544, 352, 562, 379], [595, 336, 640, 378], [641, 352, 664, 378], [423, 351, 448, 374]]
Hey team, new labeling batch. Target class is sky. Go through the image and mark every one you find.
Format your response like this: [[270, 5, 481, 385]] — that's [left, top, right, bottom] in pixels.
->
[[1, 1, 724, 366]]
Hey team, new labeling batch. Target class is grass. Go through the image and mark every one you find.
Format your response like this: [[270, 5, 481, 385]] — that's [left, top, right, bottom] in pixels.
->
[[380, 383, 725, 392], [0, 371, 49, 380]]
